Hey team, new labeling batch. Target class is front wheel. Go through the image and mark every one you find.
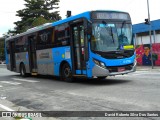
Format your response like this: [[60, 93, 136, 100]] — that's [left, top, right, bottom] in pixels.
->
[[61, 63, 73, 82], [97, 76, 107, 80]]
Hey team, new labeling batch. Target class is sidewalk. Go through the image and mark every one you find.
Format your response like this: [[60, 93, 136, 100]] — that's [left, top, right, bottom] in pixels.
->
[[136, 65, 160, 71]]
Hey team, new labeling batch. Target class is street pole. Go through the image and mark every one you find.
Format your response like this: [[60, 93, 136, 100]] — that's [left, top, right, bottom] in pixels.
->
[[147, 0, 154, 69]]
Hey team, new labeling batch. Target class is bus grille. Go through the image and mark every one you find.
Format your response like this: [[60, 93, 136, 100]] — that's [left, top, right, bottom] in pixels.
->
[[107, 64, 133, 73], [102, 50, 134, 59], [92, 50, 134, 59]]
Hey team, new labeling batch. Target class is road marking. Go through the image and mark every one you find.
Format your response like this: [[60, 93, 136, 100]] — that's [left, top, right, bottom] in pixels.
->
[[117, 71, 150, 76], [128, 72, 158, 76], [0, 104, 14, 111], [12, 78, 39, 83], [0, 85, 2, 87], [0, 81, 21, 85]]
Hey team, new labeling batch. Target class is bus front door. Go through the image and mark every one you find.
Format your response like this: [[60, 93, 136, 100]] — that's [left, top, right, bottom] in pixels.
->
[[71, 22, 86, 76], [28, 35, 37, 75]]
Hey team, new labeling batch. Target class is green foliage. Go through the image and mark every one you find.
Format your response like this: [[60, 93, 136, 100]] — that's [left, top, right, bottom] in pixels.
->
[[32, 16, 48, 27], [9, 0, 61, 34]]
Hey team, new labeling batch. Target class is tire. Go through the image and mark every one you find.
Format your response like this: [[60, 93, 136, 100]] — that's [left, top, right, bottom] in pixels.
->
[[97, 76, 107, 80], [20, 64, 27, 77], [61, 63, 73, 82]]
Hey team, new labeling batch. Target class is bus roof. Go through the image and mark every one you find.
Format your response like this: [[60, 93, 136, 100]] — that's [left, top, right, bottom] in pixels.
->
[[52, 11, 91, 26], [6, 10, 128, 41], [5, 11, 91, 41], [5, 23, 53, 41]]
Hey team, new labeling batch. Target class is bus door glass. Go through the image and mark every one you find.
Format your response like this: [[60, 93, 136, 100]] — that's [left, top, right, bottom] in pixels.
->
[[10, 41, 16, 71], [28, 35, 37, 73], [71, 22, 86, 74]]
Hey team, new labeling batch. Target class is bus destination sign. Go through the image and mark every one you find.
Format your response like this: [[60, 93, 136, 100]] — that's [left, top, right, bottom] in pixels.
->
[[92, 12, 130, 20]]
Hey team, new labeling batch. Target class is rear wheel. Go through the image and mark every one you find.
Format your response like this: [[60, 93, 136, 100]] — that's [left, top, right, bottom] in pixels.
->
[[20, 64, 27, 77], [61, 63, 73, 82]]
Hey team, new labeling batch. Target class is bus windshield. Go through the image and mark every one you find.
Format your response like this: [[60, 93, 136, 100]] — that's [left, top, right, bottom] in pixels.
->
[[91, 22, 133, 52]]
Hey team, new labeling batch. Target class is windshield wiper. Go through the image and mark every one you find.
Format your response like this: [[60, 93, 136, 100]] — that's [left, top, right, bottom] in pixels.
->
[[110, 27, 115, 44], [121, 21, 126, 34], [102, 21, 115, 44]]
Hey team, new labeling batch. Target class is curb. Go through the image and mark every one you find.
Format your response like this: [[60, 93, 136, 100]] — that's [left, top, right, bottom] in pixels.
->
[[136, 66, 160, 71]]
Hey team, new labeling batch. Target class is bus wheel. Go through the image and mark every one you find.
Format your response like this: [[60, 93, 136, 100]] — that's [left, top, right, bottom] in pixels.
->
[[61, 63, 73, 82], [20, 64, 26, 77], [97, 76, 107, 80]]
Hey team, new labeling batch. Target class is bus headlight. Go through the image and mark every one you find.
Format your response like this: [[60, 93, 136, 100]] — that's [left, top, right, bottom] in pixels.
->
[[93, 59, 106, 69], [100, 62, 105, 68]]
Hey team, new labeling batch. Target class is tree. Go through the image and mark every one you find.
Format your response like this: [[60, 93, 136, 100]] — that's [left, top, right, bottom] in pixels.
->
[[12, 0, 61, 34]]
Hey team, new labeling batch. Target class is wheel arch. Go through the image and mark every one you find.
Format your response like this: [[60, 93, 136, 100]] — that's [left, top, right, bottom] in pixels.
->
[[59, 60, 71, 76]]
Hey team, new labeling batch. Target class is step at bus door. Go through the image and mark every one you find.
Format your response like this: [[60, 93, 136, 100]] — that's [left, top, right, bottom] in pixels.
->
[[28, 35, 37, 73], [71, 22, 87, 75]]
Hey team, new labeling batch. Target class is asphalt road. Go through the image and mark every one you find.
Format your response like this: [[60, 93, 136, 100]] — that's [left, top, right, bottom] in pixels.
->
[[0, 65, 160, 120]]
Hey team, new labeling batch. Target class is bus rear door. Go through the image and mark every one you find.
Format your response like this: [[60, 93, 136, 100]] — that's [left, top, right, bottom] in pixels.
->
[[28, 35, 37, 75]]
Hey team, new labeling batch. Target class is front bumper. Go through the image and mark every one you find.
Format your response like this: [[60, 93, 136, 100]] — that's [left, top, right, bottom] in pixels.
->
[[92, 62, 136, 77]]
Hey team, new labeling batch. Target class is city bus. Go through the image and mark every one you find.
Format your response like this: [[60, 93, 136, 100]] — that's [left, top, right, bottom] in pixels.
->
[[5, 10, 136, 82]]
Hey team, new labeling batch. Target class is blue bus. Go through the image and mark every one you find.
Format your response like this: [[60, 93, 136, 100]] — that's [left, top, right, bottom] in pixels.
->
[[5, 10, 136, 82]]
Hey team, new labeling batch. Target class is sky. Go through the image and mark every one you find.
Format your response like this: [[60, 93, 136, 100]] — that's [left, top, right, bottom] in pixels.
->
[[0, 0, 160, 37]]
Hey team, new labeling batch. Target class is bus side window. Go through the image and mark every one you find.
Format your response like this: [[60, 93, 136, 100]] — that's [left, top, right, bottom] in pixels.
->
[[15, 38, 21, 52], [51, 29, 55, 45], [23, 36, 28, 52], [55, 23, 70, 47], [6, 41, 10, 54], [37, 28, 53, 49], [14, 36, 28, 53]]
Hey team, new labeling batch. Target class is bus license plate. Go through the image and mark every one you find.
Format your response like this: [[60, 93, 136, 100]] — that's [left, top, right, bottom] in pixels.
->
[[118, 67, 125, 72]]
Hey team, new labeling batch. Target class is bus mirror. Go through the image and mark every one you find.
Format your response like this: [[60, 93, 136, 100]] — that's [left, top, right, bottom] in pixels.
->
[[67, 11, 71, 18]]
